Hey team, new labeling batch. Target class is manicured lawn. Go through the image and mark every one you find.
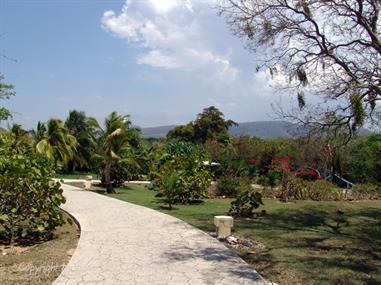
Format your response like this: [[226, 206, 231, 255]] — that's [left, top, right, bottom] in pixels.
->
[[95, 185, 381, 285]]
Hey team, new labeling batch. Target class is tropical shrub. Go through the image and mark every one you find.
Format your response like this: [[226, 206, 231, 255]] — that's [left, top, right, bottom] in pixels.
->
[[151, 141, 211, 205], [161, 172, 181, 210], [216, 175, 241, 197], [229, 190, 263, 218], [279, 174, 343, 201], [0, 147, 66, 243], [278, 174, 307, 201], [307, 180, 343, 201], [100, 161, 139, 187]]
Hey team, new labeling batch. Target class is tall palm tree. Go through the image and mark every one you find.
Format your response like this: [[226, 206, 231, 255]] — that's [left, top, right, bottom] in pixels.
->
[[97, 111, 140, 194], [35, 119, 78, 168], [65, 110, 100, 171]]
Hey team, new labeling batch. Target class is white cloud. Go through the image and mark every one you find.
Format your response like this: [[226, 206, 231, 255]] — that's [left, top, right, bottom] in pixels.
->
[[101, 0, 238, 79], [137, 50, 181, 69]]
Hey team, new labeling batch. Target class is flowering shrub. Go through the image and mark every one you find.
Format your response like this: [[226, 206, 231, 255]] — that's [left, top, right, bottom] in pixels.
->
[[295, 167, 322, 181]]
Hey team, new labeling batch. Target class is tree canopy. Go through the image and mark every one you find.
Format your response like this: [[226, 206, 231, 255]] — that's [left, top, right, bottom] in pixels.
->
[[218, 0, 381, 137], [167, 106, 236, 143]]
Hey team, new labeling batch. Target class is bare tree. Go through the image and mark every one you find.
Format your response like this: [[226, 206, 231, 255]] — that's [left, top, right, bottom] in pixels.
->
[[217, 0, 381, 137]]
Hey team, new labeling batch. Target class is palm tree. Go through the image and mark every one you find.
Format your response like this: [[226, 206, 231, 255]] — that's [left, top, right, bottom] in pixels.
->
[[35, 119, 78, 168], [9, 124, 32, 154], [96, 111, 140, 194], [65, 110, 100, 171]]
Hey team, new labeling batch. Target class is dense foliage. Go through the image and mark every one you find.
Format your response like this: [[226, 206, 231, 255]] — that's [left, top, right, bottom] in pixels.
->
[[94, 112, 141, 193], [1, 105, 379, 205], [229, 190, 263, 218], [150, 141, 212, 207], [167, 106, 236, 144], [65, 110, 100, 172], [0, 133, 66, 243], [343, 134, 381, 184]]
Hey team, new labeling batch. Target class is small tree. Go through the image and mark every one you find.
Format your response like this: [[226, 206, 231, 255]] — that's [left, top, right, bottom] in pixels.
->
[[162, 172, 181, 210], [95, 112, 141, 193], [151, 141, 212, 206]]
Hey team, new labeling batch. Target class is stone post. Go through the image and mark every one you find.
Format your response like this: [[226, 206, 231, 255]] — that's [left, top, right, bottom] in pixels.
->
[[214, 216, 234, 239], [84, 175, 92, 190]]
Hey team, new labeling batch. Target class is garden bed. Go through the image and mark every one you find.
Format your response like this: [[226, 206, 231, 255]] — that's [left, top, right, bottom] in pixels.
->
[[0, 213, 79, 285]]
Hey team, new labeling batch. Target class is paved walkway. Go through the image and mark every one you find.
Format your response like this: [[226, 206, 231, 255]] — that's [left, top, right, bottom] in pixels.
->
[[54, 183, 269, 285]]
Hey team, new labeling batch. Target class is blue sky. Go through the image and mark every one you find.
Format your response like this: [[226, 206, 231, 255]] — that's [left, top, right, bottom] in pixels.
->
[[1, 0, 289, 129]]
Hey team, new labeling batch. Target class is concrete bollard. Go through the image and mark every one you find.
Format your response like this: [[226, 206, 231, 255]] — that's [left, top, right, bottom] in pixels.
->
[[214, 216, 234, 239], [84, 175, 92, 190]]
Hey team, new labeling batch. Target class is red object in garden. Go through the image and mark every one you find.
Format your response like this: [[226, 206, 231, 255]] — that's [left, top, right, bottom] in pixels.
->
[[271, 155, 291, 172], [248, 158, 258, 165], [295, 167, 321, 180]]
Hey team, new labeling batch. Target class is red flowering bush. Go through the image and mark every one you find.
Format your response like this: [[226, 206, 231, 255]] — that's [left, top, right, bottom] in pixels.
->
[[295, 167, 322, 181]]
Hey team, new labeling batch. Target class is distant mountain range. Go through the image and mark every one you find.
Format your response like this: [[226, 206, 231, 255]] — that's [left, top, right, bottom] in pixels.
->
[[142, 121, 303, 139], [141, 121, 372, 139]]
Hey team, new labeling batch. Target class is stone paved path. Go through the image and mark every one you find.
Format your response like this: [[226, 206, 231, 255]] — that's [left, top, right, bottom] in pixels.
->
[[53, 183, 269, 285]]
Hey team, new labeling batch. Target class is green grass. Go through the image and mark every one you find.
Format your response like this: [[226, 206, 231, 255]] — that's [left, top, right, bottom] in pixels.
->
[[86, 185, 381, 285], [53, 172, 100, 180]]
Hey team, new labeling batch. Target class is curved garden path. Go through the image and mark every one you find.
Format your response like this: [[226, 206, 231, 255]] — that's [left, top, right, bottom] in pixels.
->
[[53, 183, 269, 285]]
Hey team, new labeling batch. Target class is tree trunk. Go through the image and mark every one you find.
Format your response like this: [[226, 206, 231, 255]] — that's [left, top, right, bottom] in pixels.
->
[[105, 161, 115, 194]]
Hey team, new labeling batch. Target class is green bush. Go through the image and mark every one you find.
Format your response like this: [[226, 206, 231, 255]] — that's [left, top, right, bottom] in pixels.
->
[[307, 180, 343, 201], [279, 175, 343, 201], [229, 190, 263, 218], [100, 161, 138, 187], [0, 153, 66, 244], [216, 175, 241, 197], [278, 174, 307, 201], [150, 142, 212, 206]]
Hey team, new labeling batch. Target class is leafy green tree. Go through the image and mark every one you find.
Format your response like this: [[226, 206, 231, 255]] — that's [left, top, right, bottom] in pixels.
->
[[343, 134, 381, 183], [96, 111, 140, 193], [167, 124, 195, 142], [193, 106, 237, 144], [0, 75, 15, 121], [65, 110, 100, 171], [167, 106, 236, 144], [35, 119, 78, 169], [0, 133, 66, 244], [151, 141, 212, 206]]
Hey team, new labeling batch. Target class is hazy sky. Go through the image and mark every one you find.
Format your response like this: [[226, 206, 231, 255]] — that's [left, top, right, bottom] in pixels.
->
[[1, 0, 290, 129]]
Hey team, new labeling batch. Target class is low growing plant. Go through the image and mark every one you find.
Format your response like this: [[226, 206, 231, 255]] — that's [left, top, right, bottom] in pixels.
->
[[352, 183, 381, 200], [216, 175, 241, 197], [229, 189, 263, 218]]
